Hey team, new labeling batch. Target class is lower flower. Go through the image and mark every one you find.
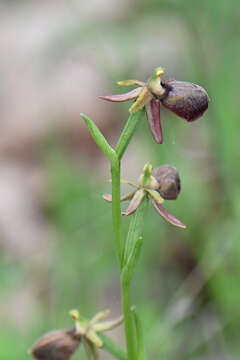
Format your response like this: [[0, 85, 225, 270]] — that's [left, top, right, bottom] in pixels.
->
[[103, 163, 186, 229]]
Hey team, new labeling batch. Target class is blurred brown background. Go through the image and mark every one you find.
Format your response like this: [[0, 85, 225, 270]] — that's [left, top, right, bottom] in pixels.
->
[[1, 1, 240, 359]]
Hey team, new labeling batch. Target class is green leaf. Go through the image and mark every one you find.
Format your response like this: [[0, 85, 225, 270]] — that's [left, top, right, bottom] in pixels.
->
[[81, 113, 116, 163], [122, 235, 143, 284], [121, 197, 148, 278]]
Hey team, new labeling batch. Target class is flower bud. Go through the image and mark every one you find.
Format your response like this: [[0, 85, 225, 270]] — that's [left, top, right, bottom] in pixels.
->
[[31, 329, 81, 360], [161, 80, 209, 121], [152, 165, 181, 200]]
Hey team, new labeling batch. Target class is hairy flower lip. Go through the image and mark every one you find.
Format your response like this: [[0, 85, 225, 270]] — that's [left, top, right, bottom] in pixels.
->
[[160, 80, 210, 122], [152, 165, 181, 200], [31, 328, 81, 360]]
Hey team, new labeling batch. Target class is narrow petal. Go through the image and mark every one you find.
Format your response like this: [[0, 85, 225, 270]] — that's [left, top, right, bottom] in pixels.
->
[[86, 329, 103, 348], [146, 189, 164, 204], [117, 80, 146, 86], [90, 310, 110, 325], [122, 189, 146, 216], [93, 315, 124, 332], [151, 199, 186, 229], [120, 180, 138, 188], [103, 191, 136, 203], [145, 99, 163, 144], [129, 87, 153, 114], [99, 87, 143, 102]]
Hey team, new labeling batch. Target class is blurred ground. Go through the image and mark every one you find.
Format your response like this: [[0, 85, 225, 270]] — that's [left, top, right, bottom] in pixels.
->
[[0, 0, 240, 359]]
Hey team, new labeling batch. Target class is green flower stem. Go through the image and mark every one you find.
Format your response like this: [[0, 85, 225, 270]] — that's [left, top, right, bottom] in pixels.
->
[[82, 110, 145, 360], [121, 276, 136, 360], [111, 156, 124, 264], [100, 334, 127, 360], [112, 113, 146, 360], [116, 110, 144, 160], [132, 307, 146, 360], [111, 156, 137, 360]]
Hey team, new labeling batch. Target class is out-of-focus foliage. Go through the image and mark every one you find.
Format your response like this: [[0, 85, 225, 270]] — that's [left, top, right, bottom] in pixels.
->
[[1, 0, 240, 359]]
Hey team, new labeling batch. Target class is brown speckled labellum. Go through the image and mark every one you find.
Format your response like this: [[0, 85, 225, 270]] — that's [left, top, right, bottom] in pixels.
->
[[31, 329, 81, 360], [161, 80, 210, 122]]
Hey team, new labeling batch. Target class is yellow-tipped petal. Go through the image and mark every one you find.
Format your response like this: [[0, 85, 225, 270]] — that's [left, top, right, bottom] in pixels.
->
[[90, 310, 110, 325], [129, 87, 153, 114], [93, 315, 124, 332], [146, 189, 164, 204], [120, 179, 139, 188], [86, 329, 103, 348], [117, 80, 146, 86]]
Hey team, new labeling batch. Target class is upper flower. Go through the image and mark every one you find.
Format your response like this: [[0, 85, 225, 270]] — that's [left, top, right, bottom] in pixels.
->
[[99, 67, 209, 144], [103, 163, 186, 229]]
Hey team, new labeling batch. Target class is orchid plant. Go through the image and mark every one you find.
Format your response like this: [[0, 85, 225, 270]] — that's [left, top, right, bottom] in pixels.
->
[[30, 67, 209, 360]]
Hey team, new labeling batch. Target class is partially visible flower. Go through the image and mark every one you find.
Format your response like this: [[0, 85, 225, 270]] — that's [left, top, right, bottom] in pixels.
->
[[99, 67, 209, 144], [103, 163, 186, 229], [31, 329, 81, 360], [31, 310, 123, 360]]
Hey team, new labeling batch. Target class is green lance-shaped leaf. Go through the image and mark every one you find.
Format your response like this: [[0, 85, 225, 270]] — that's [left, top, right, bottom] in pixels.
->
[[81, 113, 116, 163], [122, 236, 143, 285], [131, 307, 147, 360]]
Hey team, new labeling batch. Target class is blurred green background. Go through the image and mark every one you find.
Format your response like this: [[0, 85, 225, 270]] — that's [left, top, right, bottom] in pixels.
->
[[1, 0, 240, 359]]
